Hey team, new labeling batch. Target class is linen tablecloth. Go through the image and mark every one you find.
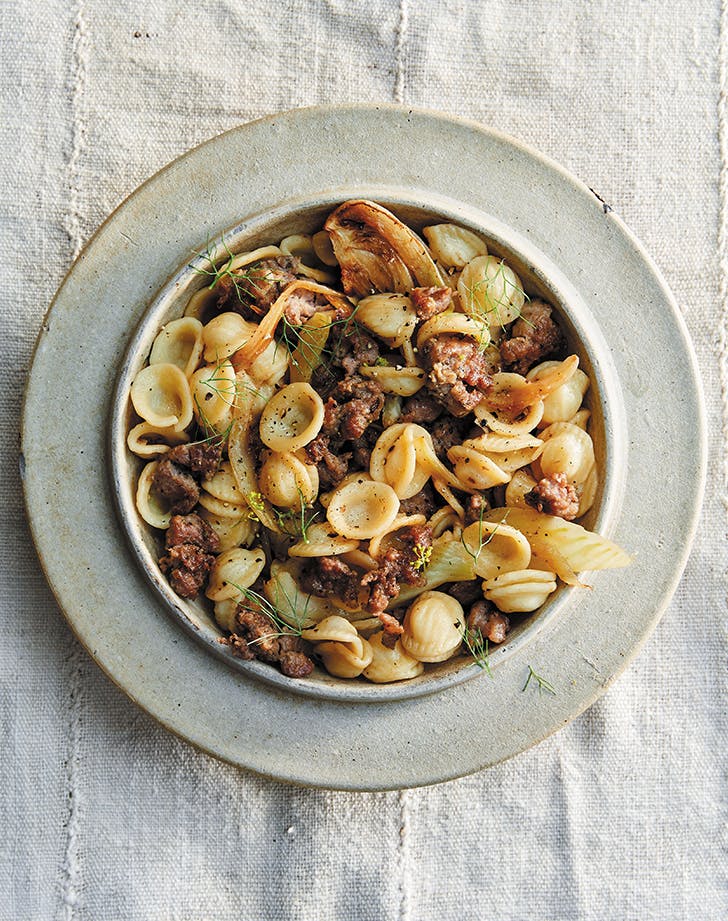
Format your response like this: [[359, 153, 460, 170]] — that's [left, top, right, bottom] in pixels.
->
[[2, 2, 726, 918]]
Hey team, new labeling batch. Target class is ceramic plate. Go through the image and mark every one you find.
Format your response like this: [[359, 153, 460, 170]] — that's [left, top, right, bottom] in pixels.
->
[[22, 105, 705, 790]]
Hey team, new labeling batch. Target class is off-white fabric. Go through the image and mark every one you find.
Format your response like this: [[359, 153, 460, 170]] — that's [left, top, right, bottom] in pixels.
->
[[2, 1, 726, 918]]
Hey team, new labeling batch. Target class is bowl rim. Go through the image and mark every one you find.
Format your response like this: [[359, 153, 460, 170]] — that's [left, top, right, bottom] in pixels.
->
[[109, 187, 628, 703], [22, 104, 706, 789]]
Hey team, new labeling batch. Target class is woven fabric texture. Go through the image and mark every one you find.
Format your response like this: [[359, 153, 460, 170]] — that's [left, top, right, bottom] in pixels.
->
[[1, 1, 726, 918]]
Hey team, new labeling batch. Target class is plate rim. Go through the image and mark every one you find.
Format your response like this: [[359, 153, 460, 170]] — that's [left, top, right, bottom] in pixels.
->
[[21, 104, 707, 790]]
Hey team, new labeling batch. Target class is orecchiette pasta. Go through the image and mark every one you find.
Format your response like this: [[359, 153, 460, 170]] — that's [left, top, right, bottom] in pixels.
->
[[136, 461, 172, 529], [422, 223, 488, 268], [400, 592, 464, 662], [326, 480, 400, 540], [528, 360, 590, 424], [484, 569, 558, 613], [356, 293, 418, 347], [130, 362, 193, 431], [128, 199, 629, 686], [149, 317, 204, 377], [206, 548, 266, 601], [362, 633, 425, 683], [458, 255, 525, 328], [259, 382, 324, 452], [258, 451, 319, 508], [127, 421, 187, 457]]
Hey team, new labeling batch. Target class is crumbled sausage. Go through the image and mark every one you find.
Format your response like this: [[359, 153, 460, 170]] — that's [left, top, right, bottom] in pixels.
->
[[166, 513, 220, 552], [421, 335, 495, 416], [324, 375, 384, 441], [410, 285, 452, 320], [159, 543, 216, 598], [399, 480, 438, 519], [279, 650, 315, 678], [525, 472, 580, 520], [499, 300, 563, 375], [339, 328, 381, 377], [468, 600, 510, 644], [361, 524, 432, 616], [304, 373, 384, 485], [400, 393, 442, 424], [304, 435, 350, 487], [152, 459, 199, 515], [448, 580, 483, 607], [216, 255, 300, 316], [166, 440, 223, 480], [225, 606, 315, 678], [430, 416, 466, 460], [299, 556, 362, 606]]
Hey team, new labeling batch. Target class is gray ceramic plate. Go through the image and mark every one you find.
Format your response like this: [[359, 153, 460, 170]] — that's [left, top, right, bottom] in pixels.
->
[[22, 105, 705, 790]]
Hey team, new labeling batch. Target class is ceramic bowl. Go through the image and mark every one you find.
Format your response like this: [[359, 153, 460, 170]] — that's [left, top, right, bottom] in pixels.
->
[[110, 190, 627, 702]]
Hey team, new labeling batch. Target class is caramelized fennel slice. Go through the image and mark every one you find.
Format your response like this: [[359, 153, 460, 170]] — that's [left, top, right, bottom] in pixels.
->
[[481, 507, 631, 585], [483, 355, 580, 415], [324, 199, 445, 296]]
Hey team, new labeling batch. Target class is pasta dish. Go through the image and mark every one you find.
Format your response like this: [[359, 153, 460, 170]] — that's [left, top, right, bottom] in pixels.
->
[[127, 200, 630, 683]]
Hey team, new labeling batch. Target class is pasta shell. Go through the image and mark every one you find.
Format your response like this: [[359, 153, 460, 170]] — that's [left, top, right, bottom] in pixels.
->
[[326, 480, 400, 540], [213, 598, 239, 632], [539, 422, 595, 486], [422, 224, 488, 268], [135, 461, 171, 529], [369, 423, 429, 499], [362, 633, 425, 683], [447, 446, 511, 490], [199, 508, 259, 552], [190, 360, 237, 428], [258, 452, 319, 508], [356, 293, 418, 347], [202, 460, 246, 504], [127, 422, 187, 458], [567, 408, 591, 431], [460, 518, 532, 581], [577, 464, 598, 517], [184, 285, 218, 322], [288, 523, 359, 558], [316, 637, 374, 678], [359, 365, 426, 396], [319, 472, 372, 509], [311, 230, 339, 266], [301, 615, 359, 644], [416, 311, 491, 350], [196, 490, 247, 520], [206, 548, 267, 601], [259, 382, 324, 452], [400, 591, 464, 663], [458, 255, 525, 329], [149, 317, 204, 377], [202, 312, 257, 362], [527, 360, 590, 424], [484, 569, 558, 613], [130, 362, 193, 431]]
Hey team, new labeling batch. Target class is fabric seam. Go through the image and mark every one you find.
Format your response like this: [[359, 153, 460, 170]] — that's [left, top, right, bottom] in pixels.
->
[[719, 0, 728, 522], [394, 0, 408, 105], [58, 3, 89, 919]]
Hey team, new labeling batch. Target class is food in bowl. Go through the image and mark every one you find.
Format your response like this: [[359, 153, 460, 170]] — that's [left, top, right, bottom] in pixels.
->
[[127, 199, 630, 683]]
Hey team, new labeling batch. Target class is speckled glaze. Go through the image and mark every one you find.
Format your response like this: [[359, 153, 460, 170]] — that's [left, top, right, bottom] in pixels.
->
[[22, 106, 706, 789]]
